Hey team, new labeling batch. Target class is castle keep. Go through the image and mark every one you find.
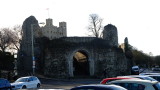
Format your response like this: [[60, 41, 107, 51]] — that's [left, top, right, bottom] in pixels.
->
[[41, 19, 67, 40], [18, 16, 129, 78]]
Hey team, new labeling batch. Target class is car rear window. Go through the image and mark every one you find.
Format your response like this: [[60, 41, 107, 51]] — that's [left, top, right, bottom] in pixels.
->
[[106, 79, 116, 83], [150, 76, 160, 82], [113, 83, 145, 90]]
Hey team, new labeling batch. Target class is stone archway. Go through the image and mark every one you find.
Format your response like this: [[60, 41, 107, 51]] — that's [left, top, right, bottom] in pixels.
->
[[68, 49, 94, 77], [73, 50, 89, 77]]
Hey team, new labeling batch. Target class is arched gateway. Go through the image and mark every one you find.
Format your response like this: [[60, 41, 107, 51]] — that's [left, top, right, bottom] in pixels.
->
[[68, 49, 94, 77]]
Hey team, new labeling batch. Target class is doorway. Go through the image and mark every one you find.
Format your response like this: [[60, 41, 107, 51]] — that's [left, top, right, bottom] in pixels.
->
[[73, 51, 89, 77]]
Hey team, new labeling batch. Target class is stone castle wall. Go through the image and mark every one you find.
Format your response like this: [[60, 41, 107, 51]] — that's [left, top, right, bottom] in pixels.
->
[[103, 24, 118, 47], [42, 37, 128, 78]]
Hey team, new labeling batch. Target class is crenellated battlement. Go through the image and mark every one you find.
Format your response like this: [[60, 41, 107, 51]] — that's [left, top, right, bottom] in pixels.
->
[[41, 18, 67, 40]]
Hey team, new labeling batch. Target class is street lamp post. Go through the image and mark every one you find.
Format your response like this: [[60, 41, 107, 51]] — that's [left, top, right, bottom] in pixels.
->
[[31, 24, 35, 75], [31, 23, 45, 75]]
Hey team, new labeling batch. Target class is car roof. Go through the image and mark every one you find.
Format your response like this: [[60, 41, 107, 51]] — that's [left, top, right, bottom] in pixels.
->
[[100, 77, 138, 83], [118, 75, 152, 78], [132, 66, 139, 68], [19, 76, 36, 78], [139, 73, 160, 75], [71, 84, 127, 90], [146, 75, 160, 76], [100, 77, 140, 84], [109, 79, 158, 84], [102, 77, 134, 80], [105, 77, 134, 79], [118, 75, 157, 81]]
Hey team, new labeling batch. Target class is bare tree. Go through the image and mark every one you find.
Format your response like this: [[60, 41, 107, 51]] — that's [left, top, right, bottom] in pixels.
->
[[0, 28, 14, 53], [0, 25, 22, 53], [88, 14, 103, 38], [11, 25, 22, 51]]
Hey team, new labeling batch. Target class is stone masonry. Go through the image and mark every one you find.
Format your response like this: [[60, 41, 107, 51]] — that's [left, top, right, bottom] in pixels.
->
[[18, 16, 129, 78]]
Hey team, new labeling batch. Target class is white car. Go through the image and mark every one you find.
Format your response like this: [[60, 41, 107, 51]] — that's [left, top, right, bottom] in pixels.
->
[[108, 79, 160, 90], [11, 76, 41, 89], [146, 75, 160, 82], [139, 73, 160, 75]]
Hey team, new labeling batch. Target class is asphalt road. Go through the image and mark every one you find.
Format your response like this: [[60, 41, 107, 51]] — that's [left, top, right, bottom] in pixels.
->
[[39, 78, 101, 89], [37, 68, 160, 89]]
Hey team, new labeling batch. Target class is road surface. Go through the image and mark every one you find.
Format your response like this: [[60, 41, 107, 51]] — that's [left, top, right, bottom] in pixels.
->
[[39, 78, 101, 89]]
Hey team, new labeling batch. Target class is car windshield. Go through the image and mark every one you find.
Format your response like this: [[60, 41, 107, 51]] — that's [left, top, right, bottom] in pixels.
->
[[15, 78, 28, 82], [133, 68, 139, 70], [153, 82, 160, 90]]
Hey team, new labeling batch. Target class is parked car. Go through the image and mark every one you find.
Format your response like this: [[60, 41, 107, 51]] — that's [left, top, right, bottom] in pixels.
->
[[71, 84, 127, 90], [11, 76, 41, 89], [152, 67, 160, 71], [131, 66, 140, 75], [118, 75, 157, 81], [0, 78, 12, 90], [139, 73, 160, 75], [100, 77, 137, 84], [146, 75, 160, 82], [108, 79, 160, 90]]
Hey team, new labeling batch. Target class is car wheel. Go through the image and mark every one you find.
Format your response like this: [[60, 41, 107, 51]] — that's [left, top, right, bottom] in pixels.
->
[[22, 85, 27, 89], [37, 83, 40, 88]]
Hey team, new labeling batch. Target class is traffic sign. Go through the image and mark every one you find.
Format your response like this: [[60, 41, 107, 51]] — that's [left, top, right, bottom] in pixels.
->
[[32, 66, 35, 68], [32, 56, 35, 61], [33, 61, 35, 66]]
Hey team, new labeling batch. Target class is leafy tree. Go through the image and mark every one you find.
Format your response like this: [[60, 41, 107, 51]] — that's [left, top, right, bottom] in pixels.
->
[[87, 14, 103, 38], [120, 38, 154, 68], [131, 47, 153, 68]]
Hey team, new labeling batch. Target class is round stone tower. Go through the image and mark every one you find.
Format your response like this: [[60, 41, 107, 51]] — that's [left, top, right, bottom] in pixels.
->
[[103, 24, 118, 47]]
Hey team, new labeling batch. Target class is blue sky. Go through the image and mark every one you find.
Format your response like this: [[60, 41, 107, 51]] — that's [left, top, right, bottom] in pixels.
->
[[0, 0, 160, 56]]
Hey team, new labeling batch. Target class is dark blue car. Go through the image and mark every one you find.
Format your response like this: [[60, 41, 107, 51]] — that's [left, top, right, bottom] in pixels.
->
[[0, 78, 12, 90]]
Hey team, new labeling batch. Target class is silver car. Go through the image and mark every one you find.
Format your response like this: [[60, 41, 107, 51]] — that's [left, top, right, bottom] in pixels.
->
[[109, 79, 160, 90], [11, 76, 41, 89], [146, 75, 160, 82], [71, 84, 127, 90]]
